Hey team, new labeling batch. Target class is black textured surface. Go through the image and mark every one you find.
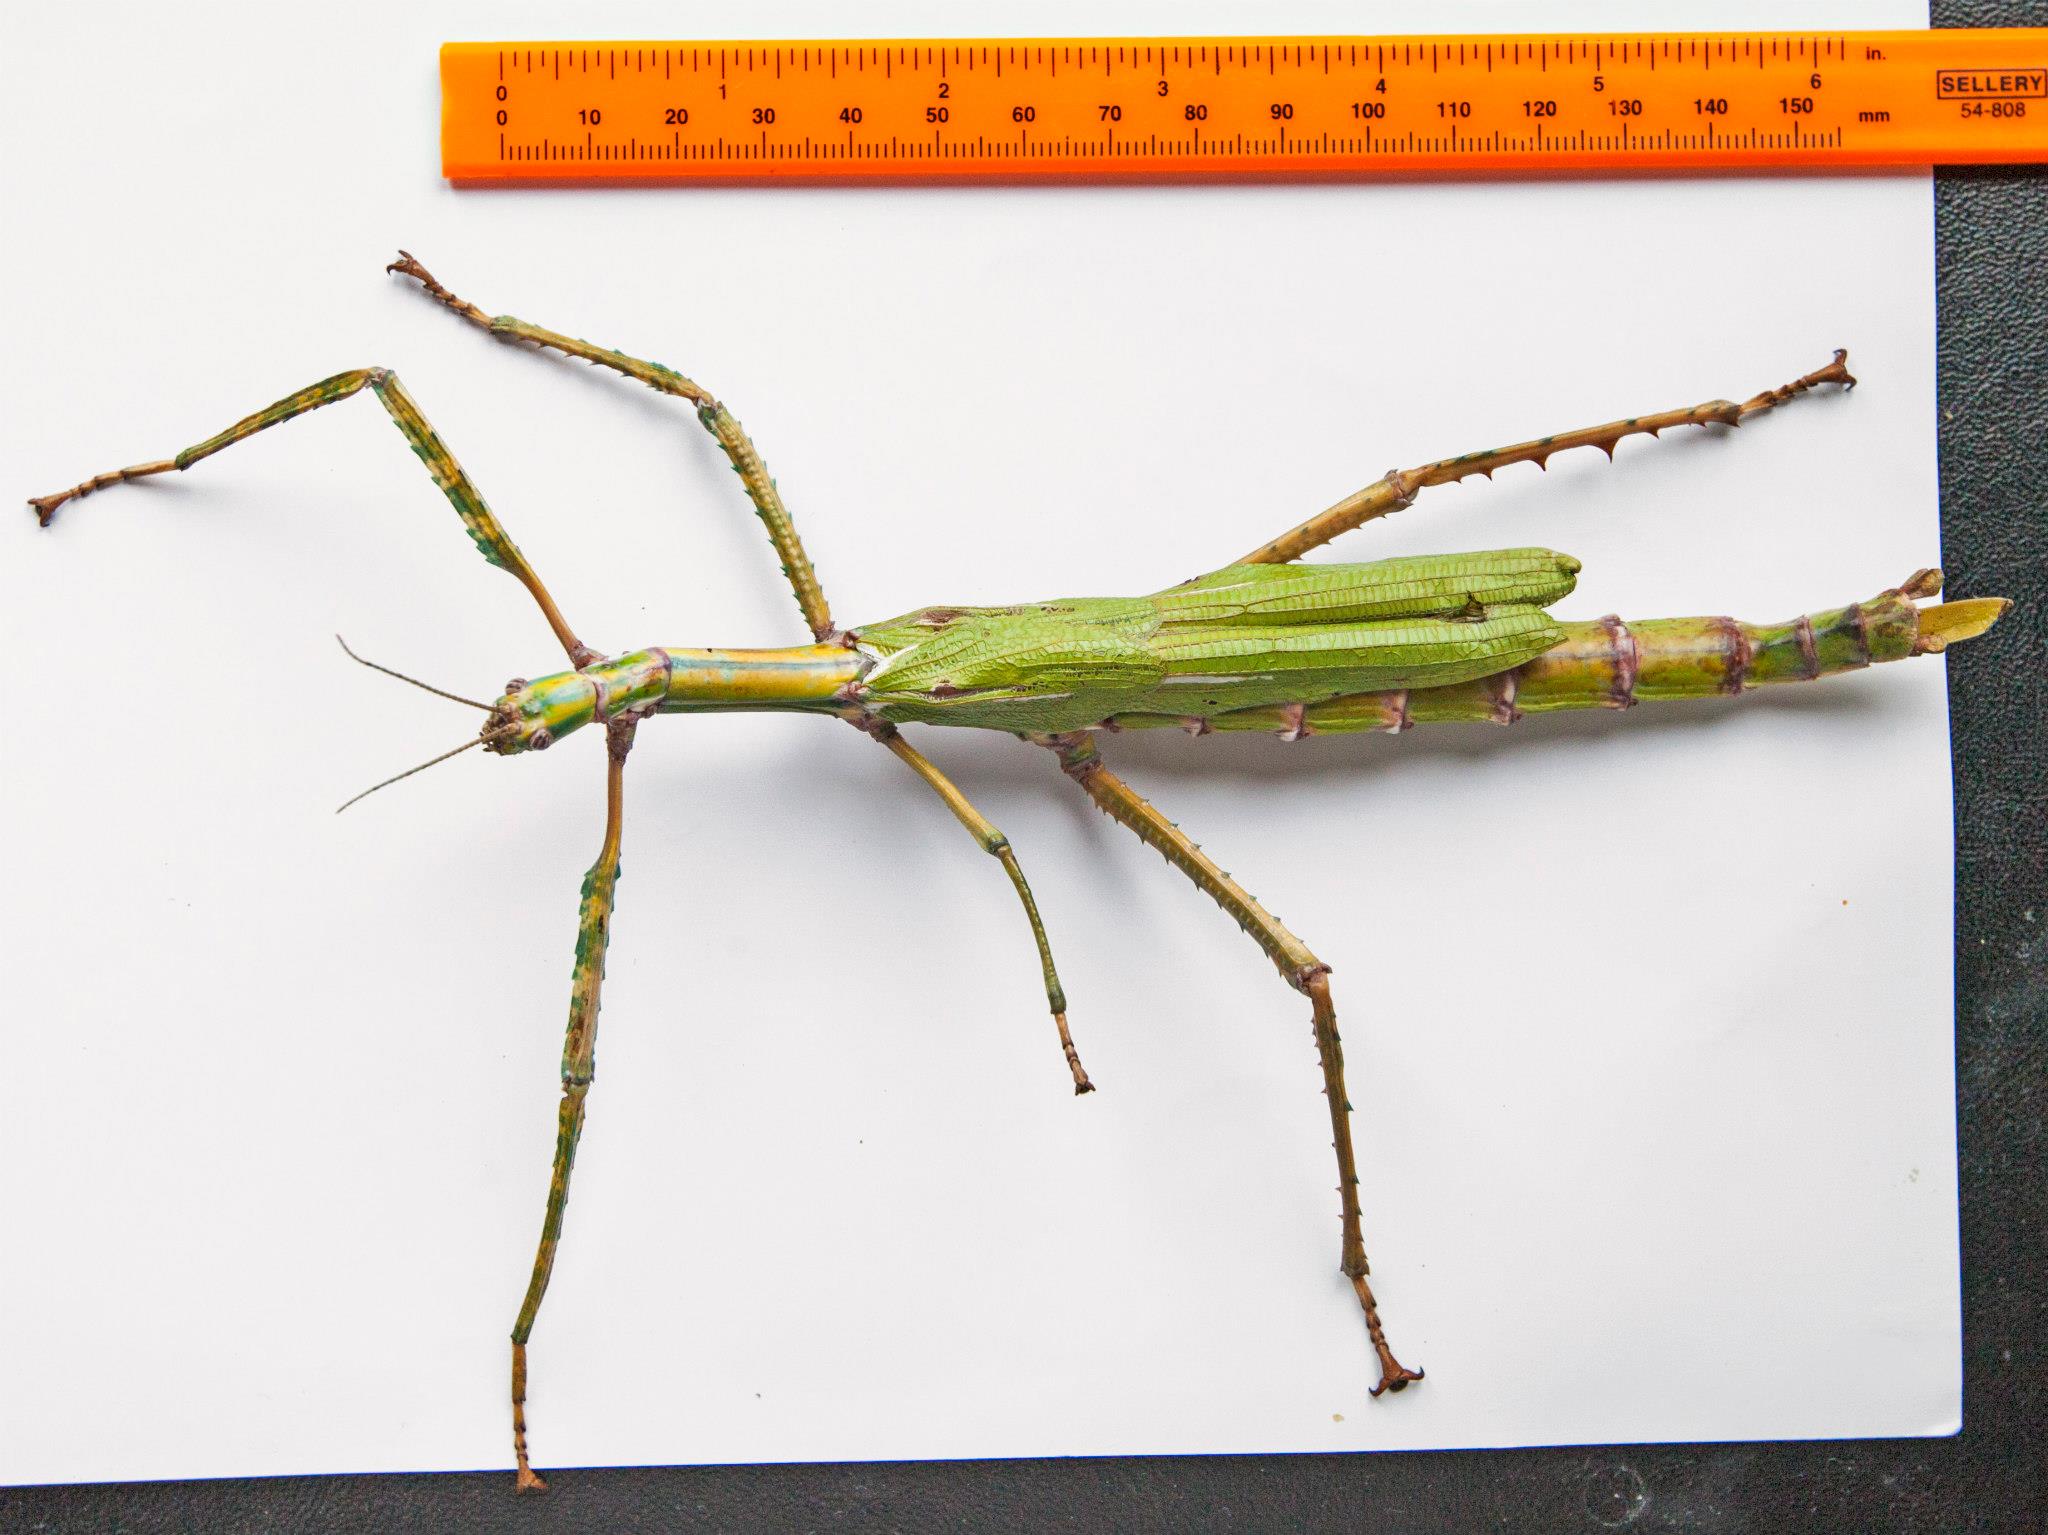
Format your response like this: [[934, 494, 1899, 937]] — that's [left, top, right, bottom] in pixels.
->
[[11, 17, 2045, 1535]]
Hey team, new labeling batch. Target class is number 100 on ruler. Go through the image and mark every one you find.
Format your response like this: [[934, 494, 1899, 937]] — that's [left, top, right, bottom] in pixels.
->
[[441, 30, 2048, 183]]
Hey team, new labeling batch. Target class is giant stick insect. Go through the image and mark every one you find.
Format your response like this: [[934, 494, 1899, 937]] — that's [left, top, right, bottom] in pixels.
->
[[30, 254, 2008, 1491]]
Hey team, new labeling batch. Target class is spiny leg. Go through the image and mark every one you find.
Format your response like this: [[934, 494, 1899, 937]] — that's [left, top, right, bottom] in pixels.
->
[[858, 719, 1091, 1093], [1237, 351, 1856, 565], [28, 368, 596, 667], [1037, 731, 1421, 1395], [387, 251, 835, 641], [512, 717, 636, 1493]]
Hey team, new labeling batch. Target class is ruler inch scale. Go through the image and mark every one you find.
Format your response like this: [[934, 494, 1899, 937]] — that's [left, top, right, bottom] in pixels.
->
[[442, 30, 2048, 184]]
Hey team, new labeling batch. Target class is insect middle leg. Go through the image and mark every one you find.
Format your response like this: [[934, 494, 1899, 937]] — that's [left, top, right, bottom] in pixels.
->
[[1038, 732, 1422, 1396], [1237, 351, 1856, 565], [27, 367, 597, 666], [512, 716, 637, 1493], [859, 720, 1091, 1093], [387, 252, 835, 642]]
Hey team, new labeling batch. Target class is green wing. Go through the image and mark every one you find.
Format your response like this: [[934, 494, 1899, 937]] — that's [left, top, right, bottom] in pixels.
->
[[854, 548, 1581, 732], [1149, 548, 1581, 627]]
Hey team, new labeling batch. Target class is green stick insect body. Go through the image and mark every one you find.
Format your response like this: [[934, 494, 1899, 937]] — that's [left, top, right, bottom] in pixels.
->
[[29, 255, 2009, 1493]]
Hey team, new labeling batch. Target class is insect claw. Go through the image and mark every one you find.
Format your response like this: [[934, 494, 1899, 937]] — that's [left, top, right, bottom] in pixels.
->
[[1345, 1271, 1422, 1397], [387, 250, 491, 328], [1369, 1359, 1426, 1397]]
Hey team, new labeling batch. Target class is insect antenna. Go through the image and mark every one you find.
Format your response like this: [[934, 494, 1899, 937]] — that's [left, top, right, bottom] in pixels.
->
[[336, 735, 490, 815], [336, 634, 495, 711]]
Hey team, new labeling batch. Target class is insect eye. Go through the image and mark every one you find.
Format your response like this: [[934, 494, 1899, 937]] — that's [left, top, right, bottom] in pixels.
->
[[504, 678, 528, 694], [529, 728, 552, 751]]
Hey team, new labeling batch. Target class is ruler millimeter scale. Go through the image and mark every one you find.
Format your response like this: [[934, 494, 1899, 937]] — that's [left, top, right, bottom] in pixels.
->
[[442, 31, 2048, 183]]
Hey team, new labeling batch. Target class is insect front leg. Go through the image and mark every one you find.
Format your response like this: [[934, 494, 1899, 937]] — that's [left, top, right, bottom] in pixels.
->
[[28, 368, 597, 666], [387, 252, 835, 642], [1237, 351, 1856, 565], [1037, 732, 1422, 1397], [857, 720, 1091, 1093], [511, 717, 636, 1493]]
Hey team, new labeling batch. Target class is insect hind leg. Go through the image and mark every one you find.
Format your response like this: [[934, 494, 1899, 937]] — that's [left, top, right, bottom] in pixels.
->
[[1038, 731, 1422, 1397], [1237, 351, 1856, 565]]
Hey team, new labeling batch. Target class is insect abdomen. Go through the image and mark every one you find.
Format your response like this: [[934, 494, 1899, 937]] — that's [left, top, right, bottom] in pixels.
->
[[1097, 572, 1959, 736], [1135, 607, 1564, 713]]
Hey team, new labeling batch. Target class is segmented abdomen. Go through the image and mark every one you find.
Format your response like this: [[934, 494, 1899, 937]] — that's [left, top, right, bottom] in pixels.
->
[[1098, 572, 1941, 737]]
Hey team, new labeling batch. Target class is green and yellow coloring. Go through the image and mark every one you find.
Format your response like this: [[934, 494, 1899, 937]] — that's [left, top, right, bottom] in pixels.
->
[[849, 548, 1579, 732], [29, 254, 2013, 1494], [480, 554, 2003, 756]]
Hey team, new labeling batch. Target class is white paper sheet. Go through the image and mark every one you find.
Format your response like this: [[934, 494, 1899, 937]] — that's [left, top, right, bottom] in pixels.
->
[[0, 0, 1959, 1487]]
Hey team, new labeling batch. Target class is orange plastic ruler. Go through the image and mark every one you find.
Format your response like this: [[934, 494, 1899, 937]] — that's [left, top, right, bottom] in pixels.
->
[[441, 30, 2048, 183]]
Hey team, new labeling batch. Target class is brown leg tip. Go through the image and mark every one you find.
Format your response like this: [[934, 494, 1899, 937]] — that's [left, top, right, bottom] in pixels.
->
[[389, 256, 441, 293], [1073, 1078, 1097, 1096], [514, 1467, 549, 1494], [1368, 1361, 1425, 1397], [29, 496, 62, 527], [387, 251, 469, 315]]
